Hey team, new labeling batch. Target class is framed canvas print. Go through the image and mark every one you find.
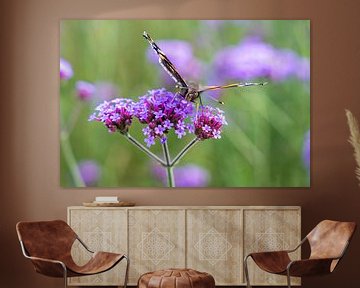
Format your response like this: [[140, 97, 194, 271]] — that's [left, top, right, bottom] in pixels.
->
[[60, 20, 310, 188]]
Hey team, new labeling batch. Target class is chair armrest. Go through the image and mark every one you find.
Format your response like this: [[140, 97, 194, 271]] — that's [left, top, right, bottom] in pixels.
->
[[247, 250, 290, 258], [285, 237, 307, 253], [287, 258, 336, 277], [25, 255, 67, 278], [19, 240, 67, 277], [76, 236, 94, 253]]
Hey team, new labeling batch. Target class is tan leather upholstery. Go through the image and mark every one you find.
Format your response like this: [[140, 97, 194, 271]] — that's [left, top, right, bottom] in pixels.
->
[[16, 220, 125, 278], [246, 219, 356, 283], [138, 268, 215, 288]]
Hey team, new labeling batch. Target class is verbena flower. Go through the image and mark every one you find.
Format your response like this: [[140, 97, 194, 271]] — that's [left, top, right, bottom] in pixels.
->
[[89, 89, 227, 146], [153, 164, 209, 187], [89, 98, 135, 134], [78, 160, 100, 186], [302, 130, 310, 170], [213, 36, 310, 83], [76, 81, 96, 101], [147, 40, 202, 83], [193, 106, 227, 140], [60, 58, 73, 80], [133, 89, 194, 147]]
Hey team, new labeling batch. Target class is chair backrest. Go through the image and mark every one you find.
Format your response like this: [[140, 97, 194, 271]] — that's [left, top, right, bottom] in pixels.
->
[[16, 220, 77, 261], [307, 220, 356, 261]]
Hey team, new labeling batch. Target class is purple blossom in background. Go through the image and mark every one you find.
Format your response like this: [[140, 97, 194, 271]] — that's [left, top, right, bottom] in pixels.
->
[[296, 57, 310, 82], [60, 58, 73, 80], [133, 89, 194, 147], [89, 98, 135, 134], [147, 40, 202, 83], [269, 49, 300, 82], [202, 20, 226, 29], [76, 81, 96, 101], [302, 130, 310, 170], [78, 160, 100, 186], [214, 36, 274, 81], [95, 82, 119, 101], [153, 164, 209, 187], [213, 36, 310, 83], [194, 106, 227, 140]]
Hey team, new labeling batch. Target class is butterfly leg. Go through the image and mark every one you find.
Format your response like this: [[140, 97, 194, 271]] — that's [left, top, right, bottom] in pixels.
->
[[199, 95, 204, 108], [195, 101, 200, 118]]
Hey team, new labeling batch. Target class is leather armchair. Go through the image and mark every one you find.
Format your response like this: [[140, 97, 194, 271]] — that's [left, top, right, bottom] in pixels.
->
[[244, 220, 356, 288], [16, 220, 129, 288]]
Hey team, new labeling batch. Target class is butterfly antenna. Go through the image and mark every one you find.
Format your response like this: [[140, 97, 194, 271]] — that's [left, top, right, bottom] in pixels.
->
[[208, 95, 224, 105], [198, 90, 224, 105], [143, 31, 151, 41]]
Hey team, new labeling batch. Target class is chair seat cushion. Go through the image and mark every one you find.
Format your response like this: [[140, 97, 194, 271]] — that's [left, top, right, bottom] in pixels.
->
[[138, 268, 215, 288], [250, 251, 291, 274], [67, 252, 124, 276]]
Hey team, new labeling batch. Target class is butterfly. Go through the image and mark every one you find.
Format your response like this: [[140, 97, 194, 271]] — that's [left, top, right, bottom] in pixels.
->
[[143, 31, 267, 105]]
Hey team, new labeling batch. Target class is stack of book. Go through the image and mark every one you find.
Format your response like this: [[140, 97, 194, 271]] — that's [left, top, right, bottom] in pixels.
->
[[93, 196, 119, 204]]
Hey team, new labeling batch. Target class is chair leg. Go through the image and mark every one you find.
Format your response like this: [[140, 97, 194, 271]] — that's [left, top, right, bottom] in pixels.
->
[[62, 265, 68, 288], [244, 255, 252, 288], [286, 269, 291, 288], [123, 255, 130, 288]]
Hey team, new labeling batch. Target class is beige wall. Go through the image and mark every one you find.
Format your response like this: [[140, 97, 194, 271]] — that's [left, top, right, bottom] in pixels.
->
[[1, 0, 360, 287]]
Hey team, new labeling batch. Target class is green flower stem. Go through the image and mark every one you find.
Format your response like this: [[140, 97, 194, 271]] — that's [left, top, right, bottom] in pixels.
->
[[66, 101, 83, 134], [60, 130, 85, 187], [124, 133, 167, 166], [162, 141, 175, 187], [171, 137, 199, 166]]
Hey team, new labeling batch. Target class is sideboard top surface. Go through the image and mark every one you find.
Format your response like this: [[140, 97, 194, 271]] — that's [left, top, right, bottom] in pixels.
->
[[68, 206, 301, 210]]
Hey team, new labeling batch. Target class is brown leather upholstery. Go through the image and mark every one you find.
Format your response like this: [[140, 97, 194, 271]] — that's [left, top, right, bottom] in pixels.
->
[[16, 220, 125, 278], [250, 251, 291, 274], [247, 220, 356, 281], [138, 268, 215, 288]]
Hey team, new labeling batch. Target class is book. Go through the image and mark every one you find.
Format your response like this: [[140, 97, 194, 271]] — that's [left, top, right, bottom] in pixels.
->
[[93, 201, 119, 204], [95, 196, 118, 202]]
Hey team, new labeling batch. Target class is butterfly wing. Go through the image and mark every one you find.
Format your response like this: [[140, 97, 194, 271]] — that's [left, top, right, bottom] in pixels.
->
[[143, 31, 188, 97]]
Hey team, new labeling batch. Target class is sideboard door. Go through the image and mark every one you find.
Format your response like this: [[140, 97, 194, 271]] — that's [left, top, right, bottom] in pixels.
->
[[243, 208, 301, 286], [186, 209, 243, 285], [68, 208, 127, 286], [128, 209, 186, 284]]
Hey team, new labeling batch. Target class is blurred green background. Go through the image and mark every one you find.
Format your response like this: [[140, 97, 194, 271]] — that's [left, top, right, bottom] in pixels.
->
[[60, 20, 310, 188]]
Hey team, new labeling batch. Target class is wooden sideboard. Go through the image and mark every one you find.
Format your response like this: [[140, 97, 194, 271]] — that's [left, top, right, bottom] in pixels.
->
[[67, 206, 301, 286]]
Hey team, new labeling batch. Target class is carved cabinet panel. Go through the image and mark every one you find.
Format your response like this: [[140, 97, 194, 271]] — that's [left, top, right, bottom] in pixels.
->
[[67, 208, 127, 286], [187, 209, 242, 285], [243, 208, 301, 286], [128, 209, 186, 284], [68, 206, 300, 286]]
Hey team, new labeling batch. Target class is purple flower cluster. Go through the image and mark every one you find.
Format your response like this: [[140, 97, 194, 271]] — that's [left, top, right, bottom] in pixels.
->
[[213, 36, 310, 82], [89, 98, 135, 134], [153, 164, 209, 187], [134, 89, 193, 147], [60, 58, 73, 80], [194, 106, 227, 140], [78, 160, 101, 186], [89, 89, 227, 146], [76, 81, 96, 101], [147, 40, 202, 83]]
